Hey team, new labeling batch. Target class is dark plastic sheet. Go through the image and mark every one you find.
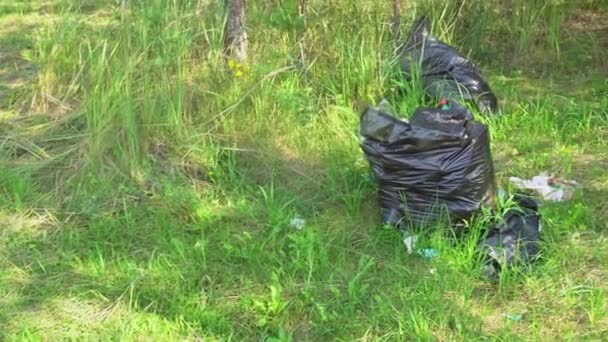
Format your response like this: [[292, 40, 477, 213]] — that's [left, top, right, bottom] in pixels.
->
[[480, 195, 542, 269]]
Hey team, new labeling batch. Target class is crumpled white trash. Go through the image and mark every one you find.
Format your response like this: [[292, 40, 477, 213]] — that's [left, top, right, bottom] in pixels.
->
[[289, 217, 306, 230], [509, 173, 579, 202]]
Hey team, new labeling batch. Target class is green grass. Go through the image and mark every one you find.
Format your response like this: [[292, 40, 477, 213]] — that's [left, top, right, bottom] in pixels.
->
[[1, 0, 608, 340]]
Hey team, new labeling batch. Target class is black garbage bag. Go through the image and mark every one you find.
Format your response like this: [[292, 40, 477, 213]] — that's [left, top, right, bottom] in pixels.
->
[[479, 195, 542, 275], [360, 100, 496, 230], [399, 16, 498, 114]]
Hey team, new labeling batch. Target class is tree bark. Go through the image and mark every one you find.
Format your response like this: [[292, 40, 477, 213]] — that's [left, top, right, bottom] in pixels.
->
[[224, 0, 247, 62], [298, 0, 307, 17]]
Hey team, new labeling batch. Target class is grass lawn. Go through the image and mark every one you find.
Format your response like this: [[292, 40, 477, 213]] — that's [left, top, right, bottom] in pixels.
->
[[1, 0, 607, 340]]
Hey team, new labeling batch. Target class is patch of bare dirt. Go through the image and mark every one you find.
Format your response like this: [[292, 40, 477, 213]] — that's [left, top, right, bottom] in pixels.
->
[[566, 9, 608, 33], [566, 8, 608, 55]]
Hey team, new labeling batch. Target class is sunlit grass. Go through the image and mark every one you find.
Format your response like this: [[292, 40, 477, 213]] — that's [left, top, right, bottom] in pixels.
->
[[0, 0, 607, 340]]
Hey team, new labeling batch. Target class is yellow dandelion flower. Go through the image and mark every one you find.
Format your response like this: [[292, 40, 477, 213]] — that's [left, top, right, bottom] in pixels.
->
[[235, 70, 243, 77], [228, 59, 236, 70]]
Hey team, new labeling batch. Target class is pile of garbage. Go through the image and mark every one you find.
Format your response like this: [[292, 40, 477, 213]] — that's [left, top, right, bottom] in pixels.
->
[[359, 16, 576, 277], [360, 99, 496, 228], [399, 16, 498, 115]]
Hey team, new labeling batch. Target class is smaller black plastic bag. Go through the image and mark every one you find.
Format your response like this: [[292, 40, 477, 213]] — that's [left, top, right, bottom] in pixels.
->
[[399, 16, 498, 114], [479, 195, 542, 275], [360, 100, 496, 230]]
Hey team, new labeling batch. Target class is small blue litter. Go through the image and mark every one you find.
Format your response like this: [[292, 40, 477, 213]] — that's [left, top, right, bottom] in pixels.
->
[[417, 248, 439, 260], [504, 314, 522, 321]]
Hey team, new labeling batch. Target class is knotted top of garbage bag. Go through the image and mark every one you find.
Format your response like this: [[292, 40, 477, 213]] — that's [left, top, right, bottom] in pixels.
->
[[360, 99, 473, 146]]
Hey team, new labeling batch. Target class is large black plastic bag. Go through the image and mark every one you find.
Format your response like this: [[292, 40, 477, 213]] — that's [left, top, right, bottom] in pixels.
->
[[399, 16, 498, 114], [479, 195, 542, 275], [360, 100, 496, 229]]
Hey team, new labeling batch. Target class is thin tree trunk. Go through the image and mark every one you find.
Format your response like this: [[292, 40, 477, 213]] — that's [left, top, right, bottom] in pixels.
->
[[224, 0, 247, 62], [298, 0, 307, 17]]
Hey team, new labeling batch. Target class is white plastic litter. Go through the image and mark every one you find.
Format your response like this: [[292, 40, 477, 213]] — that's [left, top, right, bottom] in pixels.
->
[[509, 173, 579, 202], [289, 217, 306, 230], [403, 233, 418, 254]]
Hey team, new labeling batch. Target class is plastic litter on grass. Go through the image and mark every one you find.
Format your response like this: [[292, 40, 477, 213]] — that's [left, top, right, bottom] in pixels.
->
[[509, 173, 579, 202], [289, 217, 305, 230]]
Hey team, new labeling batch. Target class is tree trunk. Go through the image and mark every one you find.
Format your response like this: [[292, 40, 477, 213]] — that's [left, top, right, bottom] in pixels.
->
[[224, 0, 247, 62], [298, 0, 307, 17]]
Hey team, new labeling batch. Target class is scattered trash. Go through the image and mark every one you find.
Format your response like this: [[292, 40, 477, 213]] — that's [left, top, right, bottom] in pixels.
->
[[360, 100, 496, 230], [481, 263, 499, 281], [497, 187, 507, 200], [479, 194, 542, 271], [417, 248, 439, 260], [289, 217, 306, 230], [361, 17, 550, 278], [402, 234, 439, 260], [403, 233, 418, 254], [504, 313, 522, 322], [509, 173, 579, 202], [399, 16, 498, 114]]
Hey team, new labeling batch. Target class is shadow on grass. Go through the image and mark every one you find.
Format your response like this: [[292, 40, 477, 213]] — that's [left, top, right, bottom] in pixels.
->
[[0, 119, 507, 339], [0, 172, 499, 339]]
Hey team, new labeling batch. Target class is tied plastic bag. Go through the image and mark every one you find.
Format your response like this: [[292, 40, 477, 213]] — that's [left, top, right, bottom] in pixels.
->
[[399, 16, 498, 114], [360, 100, 496, 229], [479, 195, 542, 277]]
